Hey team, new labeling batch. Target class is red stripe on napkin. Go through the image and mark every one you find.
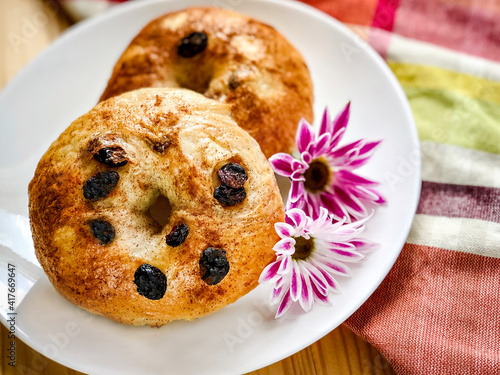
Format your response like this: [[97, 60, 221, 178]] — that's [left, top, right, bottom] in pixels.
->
[[394, 0, 500, 62], [299, 0, 379, 26], [417, 181, 500, 223], [346, 243, 500, 375], [371, 0, 400, 31]]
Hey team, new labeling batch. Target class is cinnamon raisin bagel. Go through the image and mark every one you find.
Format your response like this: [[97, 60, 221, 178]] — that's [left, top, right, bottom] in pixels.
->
[[100, 7, 314, 158], [28, 88, 284, 326]]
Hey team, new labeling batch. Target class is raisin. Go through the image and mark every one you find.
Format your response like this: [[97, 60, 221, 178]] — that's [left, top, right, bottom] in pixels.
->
[[166, 224, 189, 247], [134, 264, 167, 300], [217, 163, 247, 188], [83, 171, 119, 201], [199, 247, 230, 285], [228, 75, 241, 90], [214, 184, 246, 206], [152, 139, 171, 153], [89, 219, 115, 244], [146, 135, 171, 153], [93, 147, 128, 167], [178, 32, 208, 58]]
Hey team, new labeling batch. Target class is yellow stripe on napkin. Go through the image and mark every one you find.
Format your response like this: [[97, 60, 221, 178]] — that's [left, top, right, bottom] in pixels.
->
[[389, 62, 500, 105]]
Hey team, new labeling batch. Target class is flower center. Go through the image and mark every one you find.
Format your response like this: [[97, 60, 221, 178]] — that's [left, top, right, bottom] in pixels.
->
[[303, 159, 331, 193], [292, 236, 315, 260]]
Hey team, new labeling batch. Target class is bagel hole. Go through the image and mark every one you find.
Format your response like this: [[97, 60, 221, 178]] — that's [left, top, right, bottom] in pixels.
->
[[174, 63, 214, 94], [147, 193, 172, 230]]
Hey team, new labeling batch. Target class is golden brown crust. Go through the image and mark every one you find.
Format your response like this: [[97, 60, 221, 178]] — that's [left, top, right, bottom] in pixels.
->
[[100, 7, 314, 158], [29, 88, 284, 326]]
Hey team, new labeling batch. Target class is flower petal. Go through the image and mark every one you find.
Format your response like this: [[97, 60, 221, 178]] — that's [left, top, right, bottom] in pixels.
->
[[271, 273, 291, 304], [325, 241, 356, 250], [302, 262, 329, 295], [311, 253, 352, 276], [329, 139, 364, 160], [349, 238, 380, 252], [351, 186, 386, 205], [275, 222, 295, 239], [316, 207, 330, 225], [330, 127, 346, 148], [296, 118, 315, 153], [278, 254, 292, 274], [270, 283, 283, 305], [325, 243, 365, 263], [307, 207, 331, 234], [286, 208, 308, 233], [325, 223, 364, 241], [322, 259, 352, 276], [359, 140, 382, 156], [275, 290, 293, 318], [301, 151, 312, 164], [289, 181, 305, 202], [319, 107, 333, 136], [273, 237, 296, 255], [286, 194, 305, 212], [259, 260, 281, 283], [290, 261, 302, 302], [320, 192, 349, 222], [298, 263, 314, 312], [275, 272, 287, 288], [311, 281, 331, 305], [304, 193, 322, 220], [336, 169, 379, 186], [309, 260, 342, 292], [312, 133, 331, 157], [315, 263, 340, 290], [345, 156, 371, 169], [364, 187, 386, 204], [269, 153, 296, 177], [292, 159, 307, 172], [291, 170, 305, 182], [332, 102, 350, 140], [353, 185, 380, 201], [301, 194, 314, 219], [334, 186, 368, 218]]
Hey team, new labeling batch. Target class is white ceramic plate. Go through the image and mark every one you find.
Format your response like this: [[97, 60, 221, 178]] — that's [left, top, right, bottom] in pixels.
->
[[0, 0, 420, 374]]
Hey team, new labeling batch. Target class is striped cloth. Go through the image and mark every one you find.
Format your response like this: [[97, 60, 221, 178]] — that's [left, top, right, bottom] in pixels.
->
[[57, 0, 500, 374]]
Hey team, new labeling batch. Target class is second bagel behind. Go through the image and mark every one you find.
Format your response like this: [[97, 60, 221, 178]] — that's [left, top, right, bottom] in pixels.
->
[[100, 7, 314, 158]]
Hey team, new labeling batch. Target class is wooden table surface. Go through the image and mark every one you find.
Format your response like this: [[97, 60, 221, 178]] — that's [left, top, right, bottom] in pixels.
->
[[0, 1, 396, 374]]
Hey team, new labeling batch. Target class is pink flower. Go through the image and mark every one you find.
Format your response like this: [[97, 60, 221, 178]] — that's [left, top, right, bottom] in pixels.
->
[[259, 208, 378, 318], [269, 103, 385, 222]]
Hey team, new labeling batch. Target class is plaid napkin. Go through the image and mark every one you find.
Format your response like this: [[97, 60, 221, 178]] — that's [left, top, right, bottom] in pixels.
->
[[56, 0, 500, 374]]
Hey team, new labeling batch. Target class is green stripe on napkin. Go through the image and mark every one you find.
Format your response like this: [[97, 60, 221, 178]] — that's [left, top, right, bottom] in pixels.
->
[[402, 86, 500, 155]]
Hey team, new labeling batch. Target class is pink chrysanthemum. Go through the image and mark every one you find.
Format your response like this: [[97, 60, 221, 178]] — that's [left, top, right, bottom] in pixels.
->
[[259, 207, 378, 318], [269, 103, 385, 222]]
